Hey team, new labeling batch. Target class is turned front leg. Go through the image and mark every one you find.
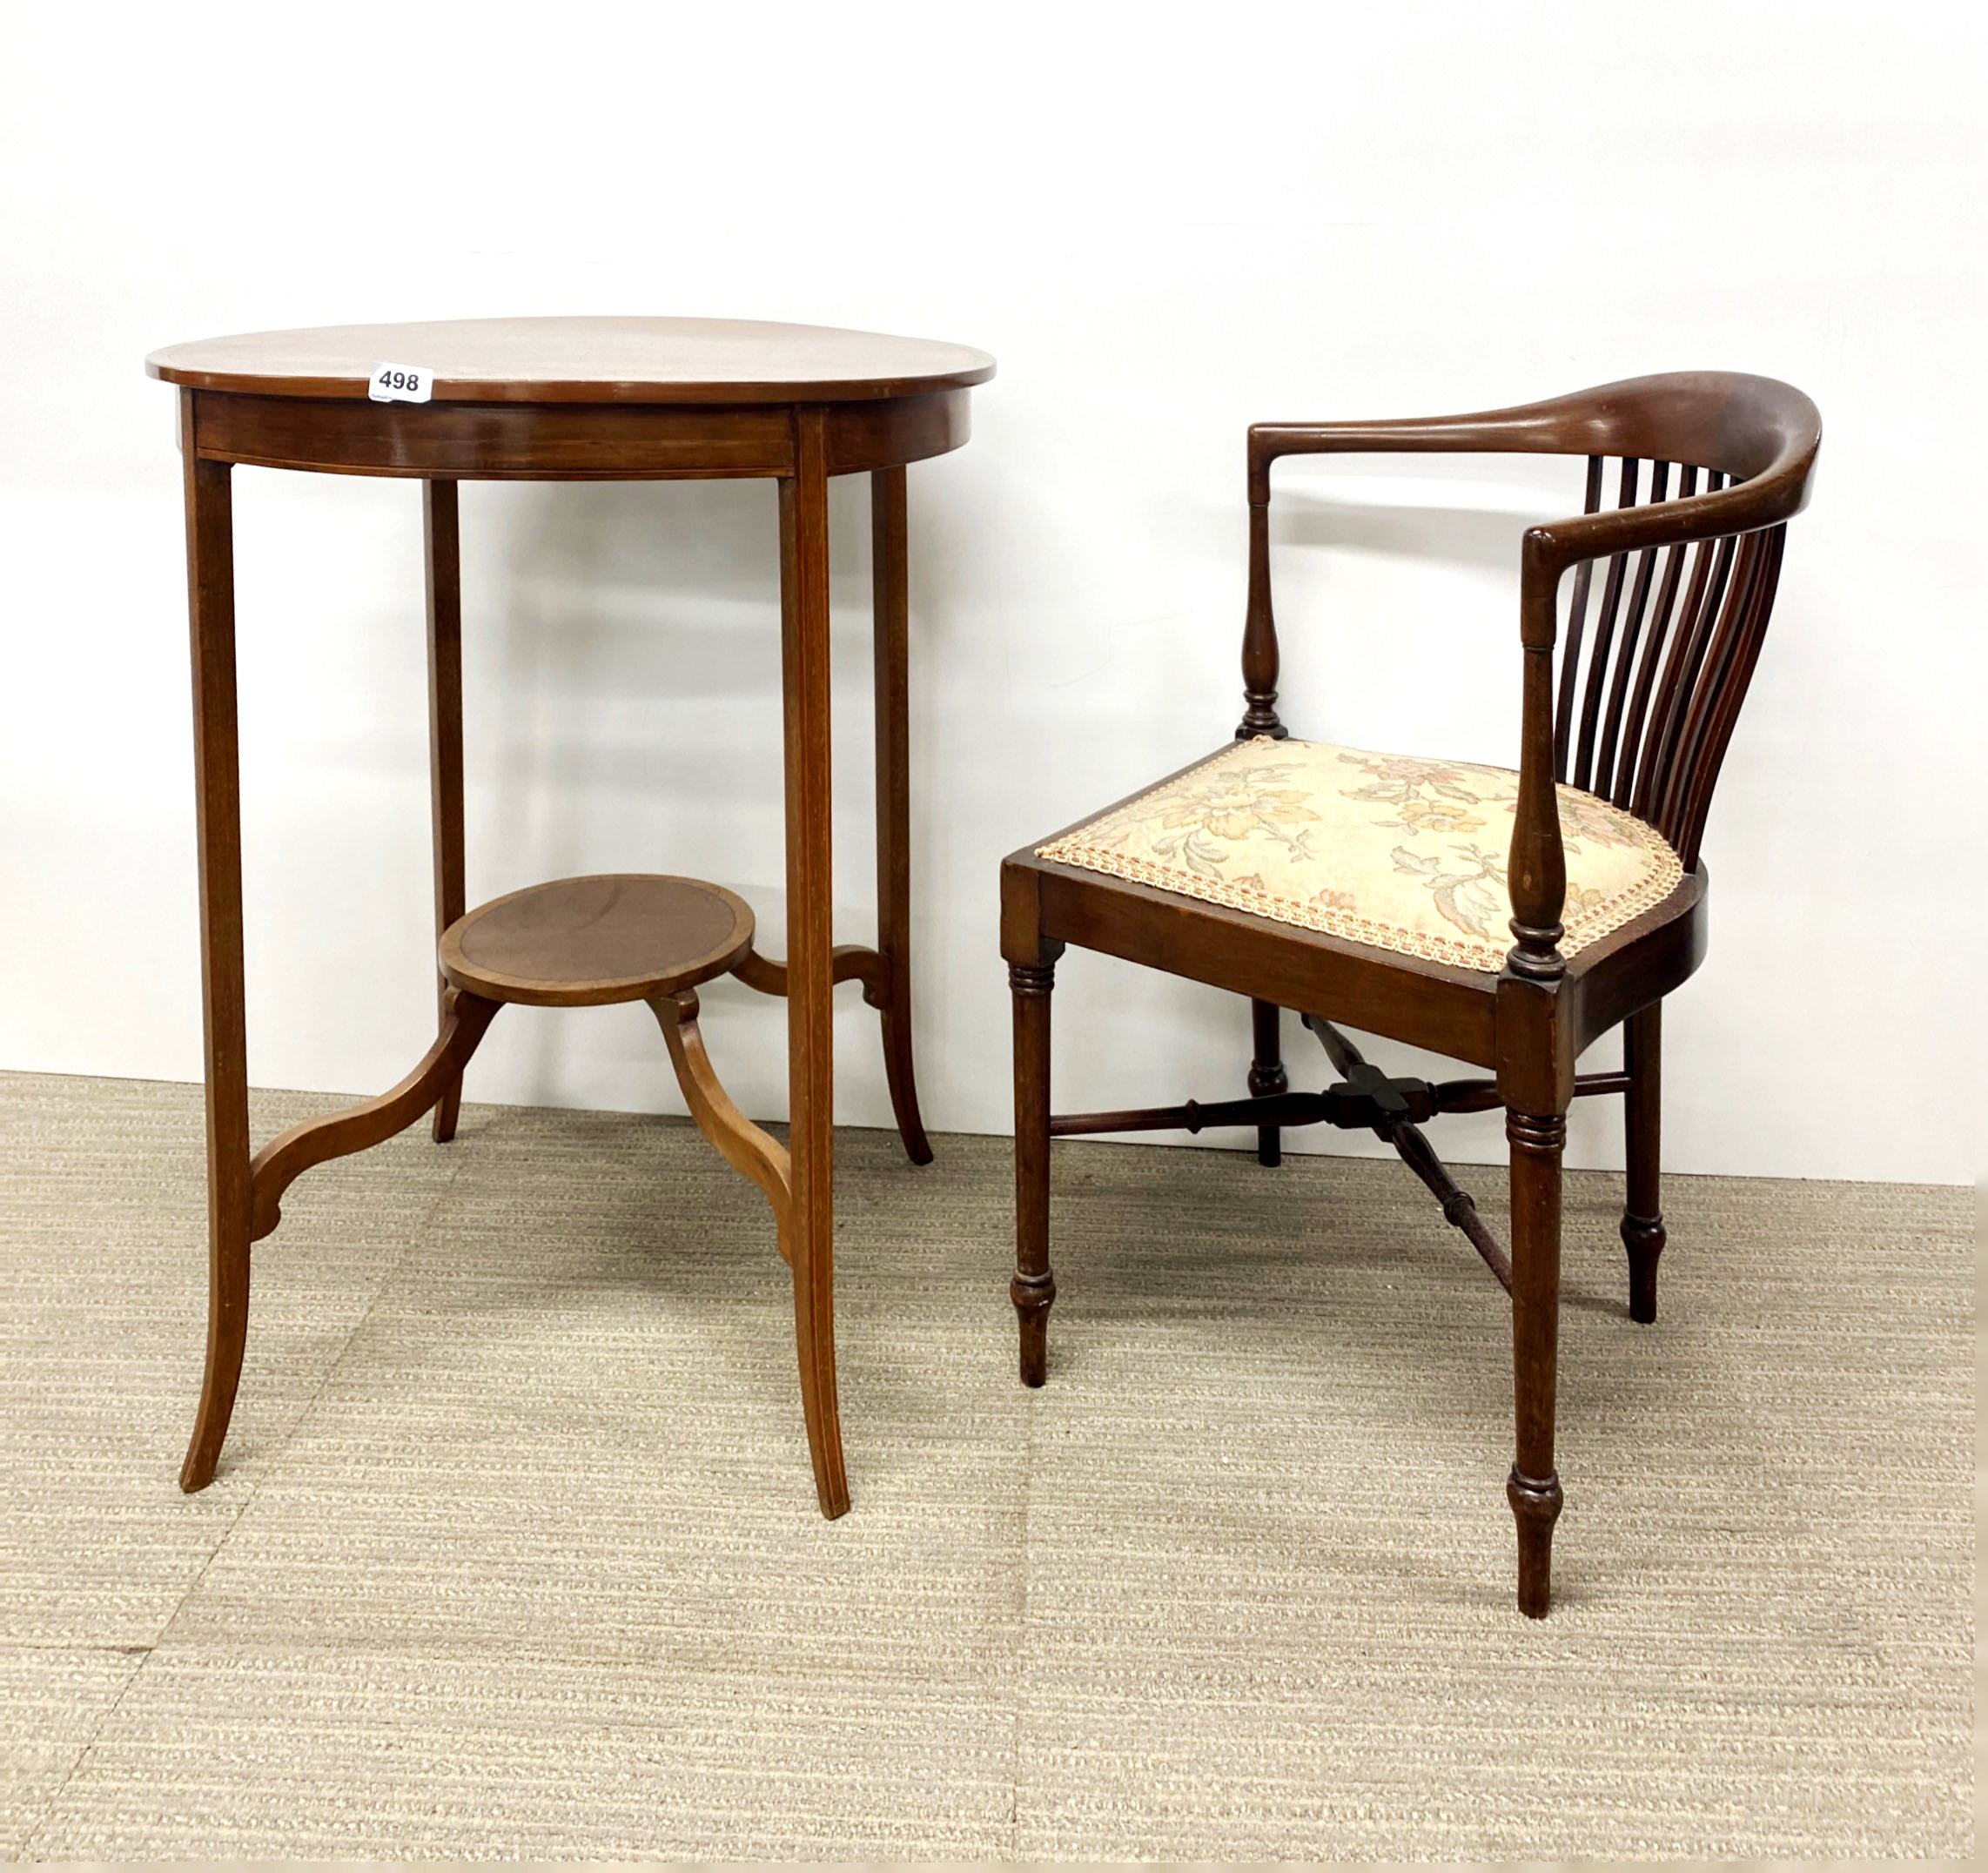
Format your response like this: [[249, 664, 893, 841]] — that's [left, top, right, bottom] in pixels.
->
[[1010, 952, 1059, 1385], [1507, 1107, 1567, 1616]]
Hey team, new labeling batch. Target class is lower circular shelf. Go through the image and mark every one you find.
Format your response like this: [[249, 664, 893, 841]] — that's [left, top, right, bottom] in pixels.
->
[[439, 873, 755, 1008]]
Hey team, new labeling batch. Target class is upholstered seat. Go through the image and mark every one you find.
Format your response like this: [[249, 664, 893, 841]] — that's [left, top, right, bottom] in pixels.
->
[[1038, 736, 1682, 973]]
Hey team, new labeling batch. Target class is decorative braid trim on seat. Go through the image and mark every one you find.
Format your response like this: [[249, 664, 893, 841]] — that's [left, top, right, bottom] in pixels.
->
[[1037, 736, 1684, 973]]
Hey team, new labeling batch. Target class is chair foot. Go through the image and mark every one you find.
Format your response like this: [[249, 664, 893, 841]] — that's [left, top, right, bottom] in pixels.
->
[[1012, 1270, 1055, 1386], [1507, 1466, 1563, 1618], [1622, 1212, 1665, 1324]]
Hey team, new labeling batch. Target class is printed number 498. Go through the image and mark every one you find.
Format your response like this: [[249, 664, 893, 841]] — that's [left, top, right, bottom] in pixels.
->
[[367, 362, 433, 404]]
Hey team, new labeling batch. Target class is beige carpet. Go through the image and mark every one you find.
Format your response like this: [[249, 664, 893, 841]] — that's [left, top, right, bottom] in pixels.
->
[[0, 1069, 1971, 1859]]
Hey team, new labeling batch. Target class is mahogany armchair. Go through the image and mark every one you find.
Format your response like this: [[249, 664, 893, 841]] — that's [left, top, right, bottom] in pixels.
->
[[1000, 373, 1821, 1615]]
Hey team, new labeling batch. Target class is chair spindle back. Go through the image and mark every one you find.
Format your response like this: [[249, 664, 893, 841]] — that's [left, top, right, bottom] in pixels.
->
[[1552, 453, 1789, 869]]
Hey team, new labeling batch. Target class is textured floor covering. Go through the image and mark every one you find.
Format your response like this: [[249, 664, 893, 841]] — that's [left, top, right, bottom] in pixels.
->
[[0, 1069, 1971, 1859]]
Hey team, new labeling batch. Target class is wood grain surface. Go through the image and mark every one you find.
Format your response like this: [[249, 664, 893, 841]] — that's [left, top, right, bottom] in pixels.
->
[[148, 316, 995, 405]]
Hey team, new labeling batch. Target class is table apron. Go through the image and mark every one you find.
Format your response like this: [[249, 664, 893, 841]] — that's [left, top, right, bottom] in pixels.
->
[[189, 388, 970, 480]]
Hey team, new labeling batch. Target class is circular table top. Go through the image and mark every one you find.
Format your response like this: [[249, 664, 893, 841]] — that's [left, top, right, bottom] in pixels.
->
[[147, 316, 994, 406]]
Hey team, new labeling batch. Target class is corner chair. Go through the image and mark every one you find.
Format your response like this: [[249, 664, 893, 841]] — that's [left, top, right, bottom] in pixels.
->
[[999, 373, 1821, 1615]]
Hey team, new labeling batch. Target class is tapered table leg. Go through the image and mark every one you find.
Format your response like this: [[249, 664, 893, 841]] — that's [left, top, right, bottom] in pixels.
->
[[780, 409, 850, 1518], [870, 466, 932, 1165], [178, 393, 252, 1493], [425, 480, 467, 1144]]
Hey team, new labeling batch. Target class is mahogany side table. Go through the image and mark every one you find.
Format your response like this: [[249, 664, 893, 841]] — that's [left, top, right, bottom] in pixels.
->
[[146, 316, 994, 1517]]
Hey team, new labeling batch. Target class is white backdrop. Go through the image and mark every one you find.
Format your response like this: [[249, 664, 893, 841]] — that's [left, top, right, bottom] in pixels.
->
[[1, 2, 1978, 1184]]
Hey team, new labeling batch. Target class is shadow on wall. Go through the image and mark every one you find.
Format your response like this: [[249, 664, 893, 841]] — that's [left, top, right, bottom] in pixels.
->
[[1273, 493, 1535, 570], [1261, 465, 1580, 778]]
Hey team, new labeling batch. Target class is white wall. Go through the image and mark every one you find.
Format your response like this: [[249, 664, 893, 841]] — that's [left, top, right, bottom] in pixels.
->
[[1, 1, 1978, 1184]]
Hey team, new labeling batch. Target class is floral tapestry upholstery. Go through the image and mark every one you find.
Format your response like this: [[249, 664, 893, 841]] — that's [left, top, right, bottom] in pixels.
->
[[1036, 737, 1683, 973]]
